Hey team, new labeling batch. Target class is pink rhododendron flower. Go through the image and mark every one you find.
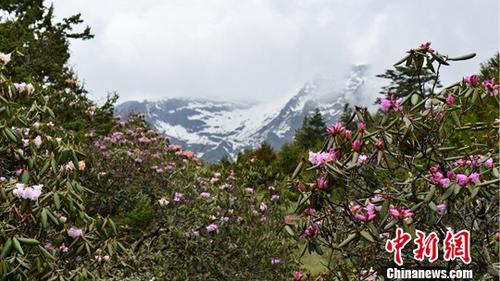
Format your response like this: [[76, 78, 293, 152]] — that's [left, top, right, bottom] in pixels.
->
[[59, 243, 69, 253], [456, 174, 469, 186], [326, 122, 345, 135], [389, 208, 414, 219], [380, 96, 402, 112], [67, 227, 84, 238], [439, 178, 450, 188], [357, 122, 366, 133], [303, 224, 319, 237], [13, 82, 35, 94], [446, 95, 456, 105], [297, 182, 306, 192], [375, 140, 385, 149], [419, 41, 434, 52], [292, 271, 303, 281], [351, 203, 377, 222], [463, 75, 480, 86], [352, 139, 362, 152], [270, 195, 280, 202], [482, 78, 499, 96], [173, 192, 184, 202], [200, 192, 211, 198], [342, 129, 353, 138], [428, 166, 451, 188], [270, 257, 281, 265], [468, 172, 480, 184], [315, 177, 328, 189], [304, 207, 315, 216], [168, 144, 182, 151], [308, 151, 336, 165], [33, 135, 42, 148], [259, 202, 268, 211], [137, 136, 151, 144], [206, 223, 218, 233], [357, 154, 368, 165], [484, 158, 493, 169], [436, 203, 447, 215]]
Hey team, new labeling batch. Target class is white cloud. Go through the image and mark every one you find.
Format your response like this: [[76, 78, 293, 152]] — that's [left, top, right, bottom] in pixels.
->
[[52, 0, 499, 104]]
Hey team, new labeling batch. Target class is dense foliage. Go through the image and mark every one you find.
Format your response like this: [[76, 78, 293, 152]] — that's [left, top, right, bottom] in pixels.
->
[[0, 56, 123, 281], [1, 1, 498, 280], [287, 43, 499, 280]]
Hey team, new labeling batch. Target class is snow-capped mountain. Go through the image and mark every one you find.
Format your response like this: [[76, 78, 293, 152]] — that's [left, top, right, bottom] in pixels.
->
[[115, 65, 372, 161]]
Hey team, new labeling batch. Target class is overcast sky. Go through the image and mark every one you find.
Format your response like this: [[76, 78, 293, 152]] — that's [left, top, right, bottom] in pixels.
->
[[52, 0, 499, 104]]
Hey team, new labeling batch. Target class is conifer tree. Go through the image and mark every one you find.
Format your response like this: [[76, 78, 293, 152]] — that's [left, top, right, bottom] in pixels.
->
[[294, 108, 326, 149]]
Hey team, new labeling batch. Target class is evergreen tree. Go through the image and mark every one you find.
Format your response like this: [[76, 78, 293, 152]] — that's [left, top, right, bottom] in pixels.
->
[[339, 103, 357, 131], [274, 142, 304, 175], [479, 52, 499, 80], [294, 108, 327, 149], [0, 0, 93, 86], [253, 141, 277, 166], [0, 0, 116, 140], [376, 65, 441, 98]]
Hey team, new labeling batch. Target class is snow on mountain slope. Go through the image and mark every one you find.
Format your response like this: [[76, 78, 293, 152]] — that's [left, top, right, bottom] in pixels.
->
[[115, 65, 371, 161]]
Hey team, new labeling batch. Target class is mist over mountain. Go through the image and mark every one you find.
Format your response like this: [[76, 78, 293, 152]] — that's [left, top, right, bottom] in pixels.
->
[[115, 65, 375, 161]]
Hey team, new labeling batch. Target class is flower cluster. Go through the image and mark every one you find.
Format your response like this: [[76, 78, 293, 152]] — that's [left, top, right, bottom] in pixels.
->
[[429, 166, 452, 188], [351, 202, 380, 222], [308, 150, 338, 165], [389, 207, 414, 222], [12, 183, 43, 201], [326, 122, 352, 137], [380, 96, 402, 112]]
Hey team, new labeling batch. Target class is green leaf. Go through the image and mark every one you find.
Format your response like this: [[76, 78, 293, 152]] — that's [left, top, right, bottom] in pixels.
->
[[292, 161, 303, 179], [41, 208, 48, 229], [3, 127, 17, 142], [447, 53, 476, 61], [360, 230, 375, 242], [428, 201, 438, 212], [394, 53, 411, 66], [384, 220, 398, 230], [440, 186, 455, 201], [284, 225, 295, 236], [54, 193, 61, 210], [410, 94, 419, 105], [12, 238, 24, 255], [424, 186, 435, 202], [451, 111, 461, 127], [109, 219, 117, 235], [17, 237, 40, 246], [37, 245, 56, 260], [431, 53, 449, 65], [0, 239, 13, 258], [467, 187, 480, 200], [21, 170, 29, 184], [338, 233, 357, 248]]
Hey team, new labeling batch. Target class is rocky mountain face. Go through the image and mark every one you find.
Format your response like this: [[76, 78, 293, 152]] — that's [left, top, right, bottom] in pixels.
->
[[115, 65, 372, 161]]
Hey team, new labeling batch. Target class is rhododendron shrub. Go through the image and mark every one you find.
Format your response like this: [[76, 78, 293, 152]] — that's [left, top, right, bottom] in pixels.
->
[[289, 45, 499, 279], [0, 63, 123, 280], [84, 115, 297, 280]]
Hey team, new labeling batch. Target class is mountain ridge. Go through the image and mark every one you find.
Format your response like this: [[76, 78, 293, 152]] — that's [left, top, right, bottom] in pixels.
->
[[115, 65, 372, 161]]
